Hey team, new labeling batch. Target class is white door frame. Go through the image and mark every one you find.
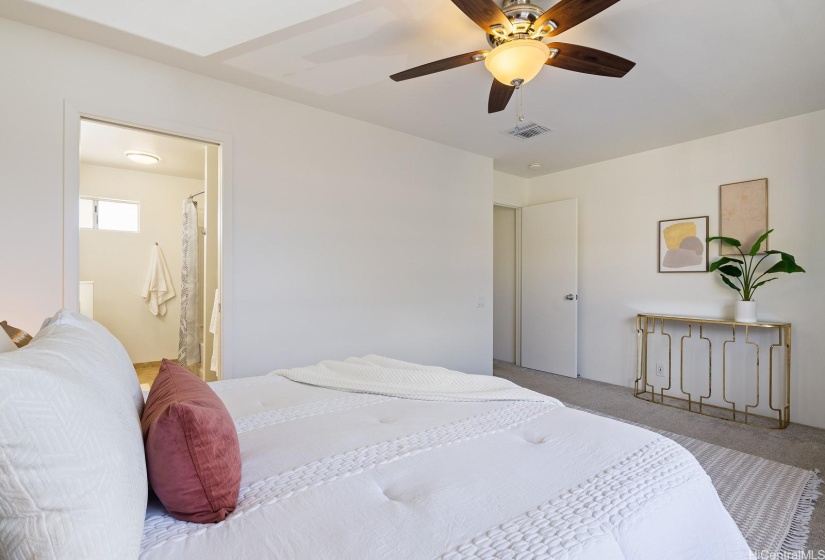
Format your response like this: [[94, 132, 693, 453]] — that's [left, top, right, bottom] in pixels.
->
[[62, 100, 235, 378], [493, 203, 522, 366]]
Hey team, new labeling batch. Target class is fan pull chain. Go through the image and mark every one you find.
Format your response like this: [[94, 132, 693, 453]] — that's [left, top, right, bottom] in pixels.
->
[[516, 84, 525, 123]]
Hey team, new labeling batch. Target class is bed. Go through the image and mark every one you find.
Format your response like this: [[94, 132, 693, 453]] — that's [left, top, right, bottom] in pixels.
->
[[141, 356, 752, 559], [0, 312, 753, 559]]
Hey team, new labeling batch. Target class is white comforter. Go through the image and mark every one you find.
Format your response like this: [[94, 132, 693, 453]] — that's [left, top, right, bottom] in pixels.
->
[[139, 357, 752, 560]]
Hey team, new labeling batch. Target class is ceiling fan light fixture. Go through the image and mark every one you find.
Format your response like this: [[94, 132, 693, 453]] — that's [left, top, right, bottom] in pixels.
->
[[484, 39, 550, 86]]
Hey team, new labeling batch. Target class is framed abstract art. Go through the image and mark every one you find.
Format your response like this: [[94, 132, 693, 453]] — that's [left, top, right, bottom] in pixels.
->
[[658, 216, 709, 273], [719, 178, 768, 256]]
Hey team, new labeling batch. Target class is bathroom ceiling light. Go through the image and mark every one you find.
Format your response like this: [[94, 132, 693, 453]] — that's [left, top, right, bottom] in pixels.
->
[[125, 151, 161, 164]]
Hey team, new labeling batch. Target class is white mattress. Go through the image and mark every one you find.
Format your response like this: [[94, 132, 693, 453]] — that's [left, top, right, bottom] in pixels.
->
[[139, 365, 752, 559]]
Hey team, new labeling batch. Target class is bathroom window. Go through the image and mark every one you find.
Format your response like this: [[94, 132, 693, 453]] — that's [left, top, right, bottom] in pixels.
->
[[80, 197, 140, 232]]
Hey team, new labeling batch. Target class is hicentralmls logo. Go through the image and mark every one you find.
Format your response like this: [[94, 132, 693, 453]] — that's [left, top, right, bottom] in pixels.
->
[[753, 550, 825, 560]]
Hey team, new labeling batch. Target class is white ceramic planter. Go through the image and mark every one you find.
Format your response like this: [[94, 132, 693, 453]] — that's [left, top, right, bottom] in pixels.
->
[[735, 300, 757, 323]]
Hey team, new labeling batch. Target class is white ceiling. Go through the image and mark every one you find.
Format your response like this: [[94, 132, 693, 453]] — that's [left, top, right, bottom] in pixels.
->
[[80, 120, 207, 180], [5, 0, 825, 177], [24, 0, 363, 55]]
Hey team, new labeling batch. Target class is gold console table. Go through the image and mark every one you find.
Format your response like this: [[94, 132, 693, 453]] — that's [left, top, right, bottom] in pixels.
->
[[635, 314, 791, 429]]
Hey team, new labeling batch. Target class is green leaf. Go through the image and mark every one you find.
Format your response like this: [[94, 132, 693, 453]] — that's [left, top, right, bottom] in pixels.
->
[[765, 261, 806, 274], [718, 265, 743, 277], [720, 275, 743, 295], [765, 252, 802, 273], [780, 252, 798, 265], [782, 254, 804, 272], [751, 277, 777, 291], [748, 229, 773, 256], [709, 257, 743, 272], [707, 235, 741, 247], [759, 250, 805, 273]]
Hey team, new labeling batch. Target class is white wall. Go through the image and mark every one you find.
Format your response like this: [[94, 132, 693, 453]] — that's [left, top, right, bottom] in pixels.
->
[[526, 109, 825, 428], [79, 164, 202, 363], [493, 206, 516, 362], [493, 171, 527, 207], [0, 18, 494, 377]]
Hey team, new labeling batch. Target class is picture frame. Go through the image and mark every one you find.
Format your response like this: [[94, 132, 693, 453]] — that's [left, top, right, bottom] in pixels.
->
[[658, 216, 709, 273], [719, 178, 768, 256]]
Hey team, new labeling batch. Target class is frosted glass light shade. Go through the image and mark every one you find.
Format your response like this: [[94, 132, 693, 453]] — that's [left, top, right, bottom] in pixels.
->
[[125, 151, 160, 164], [484, 39, 550, 86]]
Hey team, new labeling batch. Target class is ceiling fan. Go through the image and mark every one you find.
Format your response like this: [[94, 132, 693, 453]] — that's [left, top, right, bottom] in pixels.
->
[[390, 0, 635, 113]]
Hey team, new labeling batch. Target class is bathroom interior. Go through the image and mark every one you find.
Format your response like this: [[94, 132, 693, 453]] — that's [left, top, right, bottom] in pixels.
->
[[78, 119, 220, 389]]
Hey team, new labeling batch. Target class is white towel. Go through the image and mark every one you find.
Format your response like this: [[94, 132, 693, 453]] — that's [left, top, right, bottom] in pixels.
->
[[209, 289, 220, 372], [141, 244, 176, 316]]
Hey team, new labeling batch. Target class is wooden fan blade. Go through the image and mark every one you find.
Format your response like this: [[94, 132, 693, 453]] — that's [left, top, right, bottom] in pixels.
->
[[451, 0, 513, 35], [390, 51, 488, 82], [533, 0, 620, 37], [488, 79, 515, 113], [546, 43, 635, 77]]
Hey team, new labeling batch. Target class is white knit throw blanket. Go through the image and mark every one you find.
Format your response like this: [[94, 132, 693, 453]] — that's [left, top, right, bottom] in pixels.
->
[[271, 355, 561, 404]]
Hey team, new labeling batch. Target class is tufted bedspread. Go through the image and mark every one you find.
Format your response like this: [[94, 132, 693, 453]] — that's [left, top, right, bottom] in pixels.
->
[[139, 358, 753, 559]]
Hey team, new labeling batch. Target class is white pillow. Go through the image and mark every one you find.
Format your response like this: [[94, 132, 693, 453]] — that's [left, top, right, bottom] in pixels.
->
[[39, 310, 145, 416], [0, 329, 15, 353], [0, 310, 147, 560]]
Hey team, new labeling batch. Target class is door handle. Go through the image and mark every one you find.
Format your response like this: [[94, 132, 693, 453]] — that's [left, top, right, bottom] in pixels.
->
[[565, 294, 577, 300]]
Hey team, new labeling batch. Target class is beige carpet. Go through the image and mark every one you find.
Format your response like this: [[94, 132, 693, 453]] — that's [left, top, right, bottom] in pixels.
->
[[494, 360, 825, 554]]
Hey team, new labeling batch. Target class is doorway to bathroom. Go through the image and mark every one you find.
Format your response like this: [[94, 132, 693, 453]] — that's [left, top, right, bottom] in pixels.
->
[[77, 119, 221, 388]]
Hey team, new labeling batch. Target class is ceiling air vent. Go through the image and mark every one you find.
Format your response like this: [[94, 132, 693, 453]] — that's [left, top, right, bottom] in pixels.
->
[[505, 122, 552, 140]]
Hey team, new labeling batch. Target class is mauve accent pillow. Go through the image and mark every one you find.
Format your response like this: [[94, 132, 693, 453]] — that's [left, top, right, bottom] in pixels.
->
[[141, 359, 241, 523]]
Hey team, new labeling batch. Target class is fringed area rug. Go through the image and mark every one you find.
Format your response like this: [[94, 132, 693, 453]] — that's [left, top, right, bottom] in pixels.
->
[[570, 405, 822, 554]]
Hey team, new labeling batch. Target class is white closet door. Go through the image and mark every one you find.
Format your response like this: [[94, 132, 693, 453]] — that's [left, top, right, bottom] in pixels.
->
[[521, 199, 578, 377]]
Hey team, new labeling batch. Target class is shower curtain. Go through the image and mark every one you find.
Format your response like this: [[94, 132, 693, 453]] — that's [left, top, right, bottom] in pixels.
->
[[178, 199, 201, 367]]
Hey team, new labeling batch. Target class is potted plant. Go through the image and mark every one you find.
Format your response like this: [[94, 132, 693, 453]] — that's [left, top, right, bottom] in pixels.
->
[[707, 229, 805, 323]]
